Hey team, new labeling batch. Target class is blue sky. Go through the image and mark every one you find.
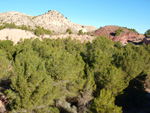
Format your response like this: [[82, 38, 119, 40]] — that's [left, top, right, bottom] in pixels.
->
[[1, 0, 150, 34]]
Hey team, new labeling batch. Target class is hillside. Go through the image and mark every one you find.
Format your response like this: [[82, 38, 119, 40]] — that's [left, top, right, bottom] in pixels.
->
[[0, 28, 95, 44], [94, 25, 145, 45], [0, 28, 37, 44], [0, 11, 97, 33]]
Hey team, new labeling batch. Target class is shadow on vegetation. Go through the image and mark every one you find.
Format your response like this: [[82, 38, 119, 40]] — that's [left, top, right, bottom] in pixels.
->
[[127, 40, 143, 45], [115, 73, 150, 113]]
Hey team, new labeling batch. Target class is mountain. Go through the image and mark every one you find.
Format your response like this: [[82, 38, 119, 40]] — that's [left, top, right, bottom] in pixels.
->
[[94, 25, 145, 45], [0, 11, 97, 33]]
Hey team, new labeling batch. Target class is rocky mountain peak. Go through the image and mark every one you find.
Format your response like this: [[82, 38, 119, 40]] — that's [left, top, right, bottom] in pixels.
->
[[0, 11, 97, 33]]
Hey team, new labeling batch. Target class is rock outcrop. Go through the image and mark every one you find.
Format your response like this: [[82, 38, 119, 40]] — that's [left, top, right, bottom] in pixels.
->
[[94, 26, 145, 45], [0, 11, 97, 33]]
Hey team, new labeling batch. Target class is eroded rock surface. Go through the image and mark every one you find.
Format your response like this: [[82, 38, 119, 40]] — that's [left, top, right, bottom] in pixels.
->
[[94, 26, 145, 45]]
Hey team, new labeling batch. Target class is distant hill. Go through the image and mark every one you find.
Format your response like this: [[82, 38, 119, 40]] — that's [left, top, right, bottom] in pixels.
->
[[0, 11, 97, 33], [94, 25, 145, 45]]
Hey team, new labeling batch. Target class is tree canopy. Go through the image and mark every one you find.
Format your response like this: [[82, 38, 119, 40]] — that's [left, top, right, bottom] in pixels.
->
[[0, 36, 149, 112]]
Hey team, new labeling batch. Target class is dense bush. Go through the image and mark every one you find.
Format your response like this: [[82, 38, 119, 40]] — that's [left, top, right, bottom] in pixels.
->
[[0, 36, 150, 112], [0, 49, 11, 80]]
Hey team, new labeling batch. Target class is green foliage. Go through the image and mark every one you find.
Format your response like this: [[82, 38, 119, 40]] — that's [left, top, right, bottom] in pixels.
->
[[0, 23, 32, 31], [33, 106, 60, 113], [44, 47, 86, 96], [86, 36, 127, 94], [78, 29, 83, 35], [34, 27, 52, 36], [0, 23, 52, 37], [3, 23, 17, 28], [5, 50, 60, 112], [45, 49, 85, 81], [113, 43, 149, 81], [115, 28, 123, 36], [18, 25, 32, 31], [0, 49, 11, 80], [0, 40, 14, 50], [66, 28, 73, 34], [123, 27, 138, 33], [34, 27, 44, 36], [86, 32, 90, 35], [90, 89, 122, 113], [0, 35, 149, 112], [0, 40, 14, 59], [144, 29, 150, 37], [0, 25, 4, 30]]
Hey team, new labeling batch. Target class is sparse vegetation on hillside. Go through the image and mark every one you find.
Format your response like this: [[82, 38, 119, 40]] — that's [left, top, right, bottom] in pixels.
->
[[3, 23, 17, 28], [145, 29, 150, 37], [66, 28, 73, 34], [0, 36, 150, 112], [123, 27, 138, 33], [34, 27, 52, 36], [0, 11, 97, 34], [0, 23, 32, 31], [0, 26, 4, 30], [78, 29, 83, 35], [0, 23, 52, 36], [115, 28, 123, 36]]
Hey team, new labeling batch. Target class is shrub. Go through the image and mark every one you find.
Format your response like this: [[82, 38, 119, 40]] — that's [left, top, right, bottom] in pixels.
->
[[90, 89, 122, 113], [123, 27, 137, 33], [78, 30, 83, 35], [3, 23, 17, 28], [66, 28, 73, 34], [34, 27, 52, 36], [18, 25, 32, 31], [145, 29, 150, 37], [115, 28, 123, 36], [0, 49, 11, 80], [0, 25, 4, 30], [5, 50, 60, 112]]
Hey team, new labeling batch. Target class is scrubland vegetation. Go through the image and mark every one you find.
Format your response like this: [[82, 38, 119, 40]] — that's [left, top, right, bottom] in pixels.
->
[[0, 23, 52, 36], [0, 35, 150, 113]]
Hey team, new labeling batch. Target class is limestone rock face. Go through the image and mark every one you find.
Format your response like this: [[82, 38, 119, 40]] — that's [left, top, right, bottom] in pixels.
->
[[0, 11, 97, 33], [94, 26, 145, 45]]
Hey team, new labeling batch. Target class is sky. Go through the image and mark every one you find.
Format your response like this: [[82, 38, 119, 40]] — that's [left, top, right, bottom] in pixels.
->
[[0, 0, 150, 34]]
